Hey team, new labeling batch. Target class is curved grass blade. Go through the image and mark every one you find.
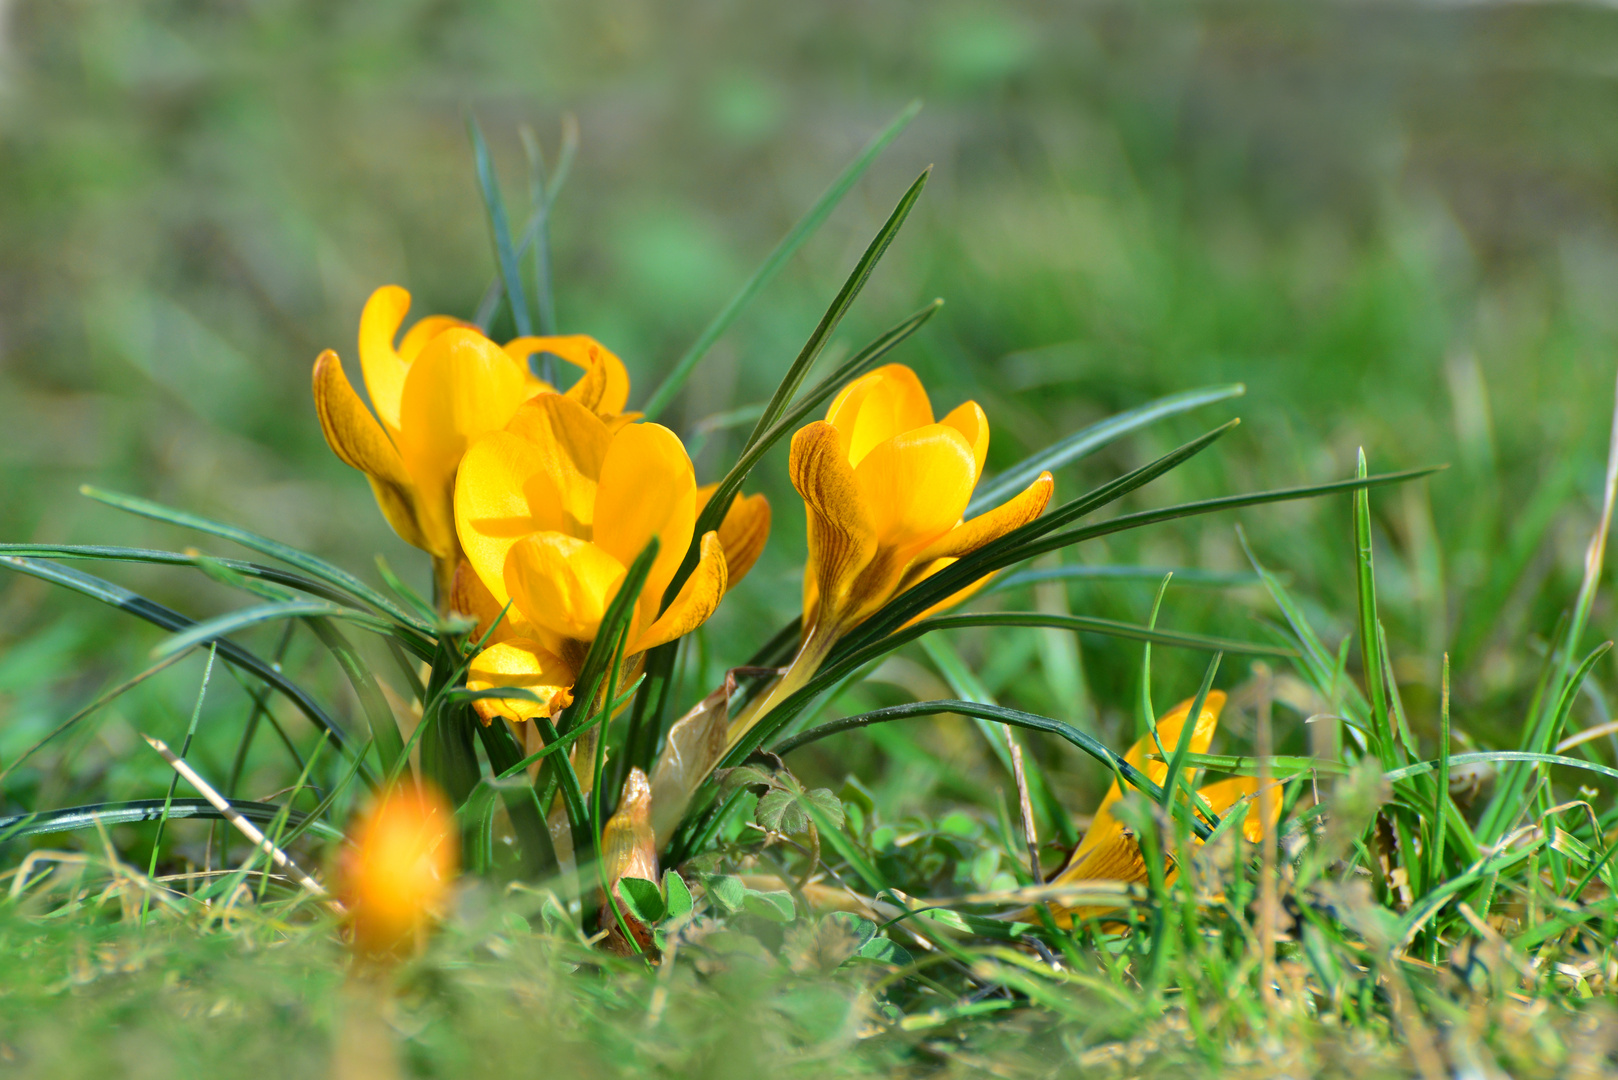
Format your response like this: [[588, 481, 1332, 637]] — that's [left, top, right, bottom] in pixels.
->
[[151, 599, 393, 660], [967, 384, 1246, 517], [992, 564, 1262, 591], [0, 798, 342, 843], [770, 699, 1214, 841], [908, 612, 1292, 658], [468, 112, 532, 338], [305, 617, 407, 775], [641, 99, 922, 420], [77, 487, 430, 634], [0, 556, 365, 770], [1383, 750, 1618, 786]]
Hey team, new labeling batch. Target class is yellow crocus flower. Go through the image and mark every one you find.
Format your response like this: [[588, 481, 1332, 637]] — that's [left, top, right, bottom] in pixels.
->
[[338, 781, 458, 957], [729, 363, 1053, 743], [452, 393, 770, 727], [1043, 690, 1280, 926], [312, 285, 632, 599]]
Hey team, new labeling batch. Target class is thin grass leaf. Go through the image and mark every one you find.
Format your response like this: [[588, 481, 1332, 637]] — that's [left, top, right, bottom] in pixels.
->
[[144, 645, 216, 922], [919, 612, 1292, 658], [305, 617, 407, 775], [0, 544, 370, 609], [1139, 574, 1172, 742], [150, 599, 392, 660], [468, 113, 532, 338], [991, 564, 1263, 592], [1160, 652, 1222, 830], [0, 555, 365, 769], [1353, 450, 1396, 768], [774, 699, 1215, 840], [0, 799, 342, 842], [640, 100, 922, 420], [77, 487, 430, 633], [966, 384, 1246, 517]]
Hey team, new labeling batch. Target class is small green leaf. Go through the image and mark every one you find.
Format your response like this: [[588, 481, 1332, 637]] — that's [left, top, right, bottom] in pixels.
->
[[825, 912, 877, 949], [617, 876, 665, 925], [742, 889, 797, 923], [707, 874, 747, 913], [805, 788, 845, 827], [756, 789, 802, 833], [663, 870, 694, 920], [856, 935, 913, 966]]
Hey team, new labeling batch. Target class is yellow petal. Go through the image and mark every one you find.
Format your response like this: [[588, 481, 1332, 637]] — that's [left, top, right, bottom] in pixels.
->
[[398, 328, 533, 556], [312, 350, 428, 551], [466, 638, 575, 724], [593, 422, 696, 609], [504, 532, 626, 643], [635, 531, 727, 652], [357, 285, 413, 435], [698, 485, 772, 590], [912, 472, 1055, 566], [1195, 776, 1279, 845], [453, 397, 613, 607], [825, 363, 934, 467], [853, 424, 977, 552], [940, 400, 989, 478], [505, 335, 631, 417], [790, 421, 877, 632], [399, 314, 471, 364]]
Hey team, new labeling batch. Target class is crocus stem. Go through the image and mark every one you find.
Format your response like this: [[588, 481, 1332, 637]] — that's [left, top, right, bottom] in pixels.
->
[[725, 621, 841, 749]]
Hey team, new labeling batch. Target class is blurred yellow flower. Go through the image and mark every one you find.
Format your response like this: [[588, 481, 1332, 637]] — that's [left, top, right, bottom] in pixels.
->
[[453, 393, 769, 725], [730, 364, 1051, 742], [338, 782, 458, 957], [1044, 690, 1279, 926], [312, 285, 631, 597]]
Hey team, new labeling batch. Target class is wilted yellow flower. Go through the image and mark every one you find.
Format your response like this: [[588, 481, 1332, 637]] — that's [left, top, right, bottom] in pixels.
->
[[599, 766, 658, 954], [453, 393, 770, 725], [312, 285, 631, 597], [338, 782, 458, 956], [729, 364, 1052, 743], [1044, 690, 1279, 926]]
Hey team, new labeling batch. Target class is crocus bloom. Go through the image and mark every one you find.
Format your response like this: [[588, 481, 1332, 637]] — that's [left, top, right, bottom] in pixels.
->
[[729, 364, 1053, 743], [338, 782, 458, 956], [1043, 690, 1280, 926], [453, 393, 770, 727], [312, 285, 632, 599]]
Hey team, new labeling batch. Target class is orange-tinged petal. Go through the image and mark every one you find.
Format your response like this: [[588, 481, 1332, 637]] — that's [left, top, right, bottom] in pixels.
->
[[790, 421, 877, 631], [505, 334, 631, 417], [505, 532, 626, 643], [1196, 776, 1280, 845], [399, 314, 471, 364], [357, 285, 413, 435], [449, 558, 527, 646], [912, 472, 1054, 566], [698, 485, 772, 590], [466, 638, 576, 724], [940, 400, 989, 478], [853, 424, 977, 552], [339, 782, 458, 956], [635, 531, 727, 652], [600, 767, 658, 952], [312, 350, 428, 551], [825, 363, 934, 467], [398, 327, 532, 555], [593, 422, 696, 606]]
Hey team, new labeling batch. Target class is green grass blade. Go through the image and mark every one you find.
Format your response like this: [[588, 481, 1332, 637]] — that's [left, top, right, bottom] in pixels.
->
[[150, 600, 391, 660], [1139, 574, 1171, 741], [1383, 750, 1618, 786], [640, 100, 922, 420], [1353, 450, 1395, 767], [0, 555, 365, 769], [467, 113, 532, 337], [1160, 652, 1222, 828], [305, 617, 406, 776], [772, 699, 1215, 841], [991, 564, 1262, 591], [966, 383, 1246, 517], [919, 612, 1292, 657], [77, 486, 430, 633], [0, 799, 342, 843]]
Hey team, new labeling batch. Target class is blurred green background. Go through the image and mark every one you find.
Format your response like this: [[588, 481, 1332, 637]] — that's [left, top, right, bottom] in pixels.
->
[[4, 0, 1618, 832]]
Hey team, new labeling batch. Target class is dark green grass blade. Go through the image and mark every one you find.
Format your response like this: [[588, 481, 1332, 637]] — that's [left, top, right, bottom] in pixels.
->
[[473, 719, 556, 876], [0, 544, 373, 609], [1383, 750, 1618, 785], [78, 487, 430, 633], [151, 600, 393, 660], [305, 617, 406, 776], [0, 556, 365, 769], [668, 299, 941, 610], [967, 383, 1246, 517], [0, 799, 342, 843], [1160, 652, 1222, 828], [772, 699, 1215, 841], [468, 113, 532, 337], [905, 612, 1292, 657], [991, 564, 1262, 591], [640, 100, 922, 420]]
